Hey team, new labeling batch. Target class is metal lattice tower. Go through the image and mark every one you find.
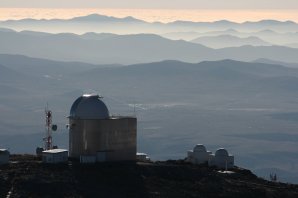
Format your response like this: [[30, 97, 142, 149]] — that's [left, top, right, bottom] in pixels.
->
[[43, 107, 53, 150]]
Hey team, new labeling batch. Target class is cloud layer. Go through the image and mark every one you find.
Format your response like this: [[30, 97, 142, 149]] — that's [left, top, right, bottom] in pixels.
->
[[1, 0, 298, 9]]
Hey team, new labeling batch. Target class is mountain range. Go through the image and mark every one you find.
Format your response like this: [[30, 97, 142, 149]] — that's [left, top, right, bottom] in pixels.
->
[[162, 29, 298, 47], [1, 29, 298, 64], [1, 14, 297, 49], [191, 34, 271, 48], [1, 14, 298, 34]]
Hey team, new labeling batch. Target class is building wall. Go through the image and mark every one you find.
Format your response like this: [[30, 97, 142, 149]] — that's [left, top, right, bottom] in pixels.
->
[[187, 150, 212, 164], [0, 153, 9, 165], [80, 155, 97, 163], [69, 117, 136, 161], [42, 152, 68, 164], [208, 155, 234, 169]]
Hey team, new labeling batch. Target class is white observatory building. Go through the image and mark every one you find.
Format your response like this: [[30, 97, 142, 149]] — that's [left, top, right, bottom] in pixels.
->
[[186, 145, 234, 169], [187, 144, 212, 164], [209, 148, 234, 169], [68, 94, 137, 162]]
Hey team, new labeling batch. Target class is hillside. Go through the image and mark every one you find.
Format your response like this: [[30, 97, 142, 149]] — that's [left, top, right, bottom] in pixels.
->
[[1, 155, 298, 198]]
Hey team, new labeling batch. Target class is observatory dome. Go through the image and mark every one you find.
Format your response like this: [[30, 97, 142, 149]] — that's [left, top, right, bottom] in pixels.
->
[[193, 144, 207, 152], [215, 148, 229, 157], [69, 94, 109, 119]]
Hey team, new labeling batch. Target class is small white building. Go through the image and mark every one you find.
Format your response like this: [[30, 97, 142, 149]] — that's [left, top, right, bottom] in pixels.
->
[[42, 149, 68, 164], [209, 148, 234, 169], [0, 149, 9, 165], [136, 153, 150, 162], [187, 144, 212, 164]]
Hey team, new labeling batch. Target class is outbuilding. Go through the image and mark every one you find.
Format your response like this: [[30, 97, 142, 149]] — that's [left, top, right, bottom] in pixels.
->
[[136, 153, 150, 162], [42, 149, 68, 164], [0, 149, 9, 165]]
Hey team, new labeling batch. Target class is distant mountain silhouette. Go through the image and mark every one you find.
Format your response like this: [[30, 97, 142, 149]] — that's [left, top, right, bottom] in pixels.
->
[[191, 34, 271, 48], [253, 58, 298, 68], [0, 54, 104, 77], [243, 20, 296, 26], [69, 14, 145, 23], [1, 14, 297, 34], [72, 59, 298, 96], [163, 29, 298, 46], [1, 15, 295, 26], [216, 45, 298, 63], [1, 30, 298, 64], [19, 30, 52, 37], [162, 29, 241, 41], [80, 32, 118, 40], [0, 31, 213, 64]]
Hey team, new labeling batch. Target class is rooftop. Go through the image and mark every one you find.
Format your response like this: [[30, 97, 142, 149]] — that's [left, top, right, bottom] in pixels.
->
[[42, 149, 68, 154]]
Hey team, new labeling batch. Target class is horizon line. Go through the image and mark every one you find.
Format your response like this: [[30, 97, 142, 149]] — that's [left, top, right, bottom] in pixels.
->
[[0, 8, 298, 23], [0, 13, 297, 24]]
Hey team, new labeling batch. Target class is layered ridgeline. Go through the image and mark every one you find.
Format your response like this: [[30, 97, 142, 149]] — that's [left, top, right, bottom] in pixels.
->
[[0, 14, 298, 47], [190, 35, 271, 48], [1, 55, 298, 183], [163, 29, 298, 47], [1, 14, 298, 34], [1, 29, 298, 64]]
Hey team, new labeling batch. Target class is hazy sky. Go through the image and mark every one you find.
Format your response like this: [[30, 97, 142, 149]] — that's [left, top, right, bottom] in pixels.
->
[[1, 0, 298, 9]]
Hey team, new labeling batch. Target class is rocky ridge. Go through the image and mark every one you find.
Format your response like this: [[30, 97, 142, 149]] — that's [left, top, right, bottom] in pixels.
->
[[0, 155, 298, 198]]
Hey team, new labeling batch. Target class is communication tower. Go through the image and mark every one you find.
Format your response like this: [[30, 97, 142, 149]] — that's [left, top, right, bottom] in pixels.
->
[[43, 105, 57, 150]]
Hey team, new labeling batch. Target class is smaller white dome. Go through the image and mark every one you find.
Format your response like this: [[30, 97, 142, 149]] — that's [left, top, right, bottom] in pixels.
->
[[215, 148, 229, 157], [193, 144, 207, 152]]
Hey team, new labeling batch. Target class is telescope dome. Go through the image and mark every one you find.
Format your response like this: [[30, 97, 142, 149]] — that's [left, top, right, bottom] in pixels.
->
[[215, 148, 229, 157], [69, 94, 109, 119], [193, 144, 207, 152]]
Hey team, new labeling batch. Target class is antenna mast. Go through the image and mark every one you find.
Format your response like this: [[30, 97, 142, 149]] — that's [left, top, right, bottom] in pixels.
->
[[44, 105, 53, 150]]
